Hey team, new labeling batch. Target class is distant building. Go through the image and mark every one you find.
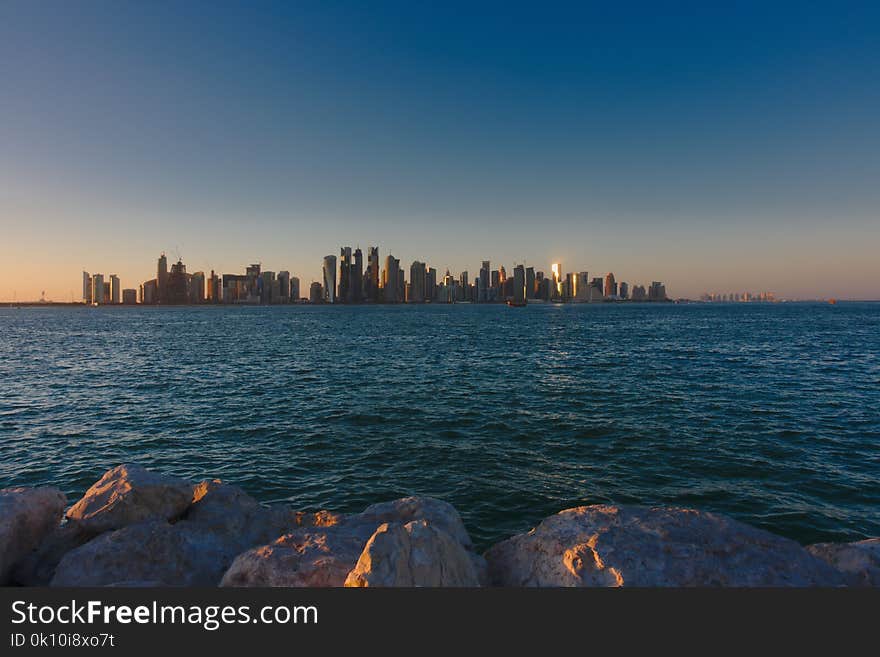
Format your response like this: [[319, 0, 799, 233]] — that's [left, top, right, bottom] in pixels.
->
[[648, 281, 667, 301], [604, 272, 616, 299], [260, 271, 276, 304], [525, 266, 535, 299], [351, 248, 363, 303], [338, 247, 352, 303], [82, 271, 91, 304], [364, 246, 380, 302], [140, 279, 157, 304], [91, 274, 105, 304], [512, 264, 525, 303], [619, 281, 629, 300], [277, 271, 291, 302], [382, 255, 400, 303], [322, 255, 337, 303], [157, 253, 168, 303], [425, 267, 437, 302], [409, 261, 425, 303], [573, 272, 590, 302], [122, 289, 137, 305], [632, 285, 647, 301], [189, 271, 205, 304], [290, 276, 301, 302], [108, 274, 121, 304], [551, 263, 562, 299], [309, 281, 323, 303], [210, 271, 222, 303], [479, 260, 490, 302]]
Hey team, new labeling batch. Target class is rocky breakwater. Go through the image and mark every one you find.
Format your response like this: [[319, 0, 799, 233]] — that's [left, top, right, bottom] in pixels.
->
[[1, 465, 877, 587]]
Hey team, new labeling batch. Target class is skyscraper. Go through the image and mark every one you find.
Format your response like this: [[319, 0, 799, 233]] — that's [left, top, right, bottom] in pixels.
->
[[109, 274, 121, 304], [525, 266, 535, 299], [277, 270, 291, 302], [409, 261, 425, 303], [604, 272, 616, 299], [382, 255, 400, 303], [157, 253, 168, 303], [309, 281, 323, 303], [338, 247, 352, 302], [619, 281, 629, 300], [365, 246, 379, 302], [91, 274, 105, 304], [322, 255, 337, 303], [479, 260, 490, 302], [190, 271, 205, 303], [290, 276, 301, 302], [351, 248, 363, 303], [551, 263, 562, 299], [513, 264, 525, 303], [82, 271, 91, 304], [426, 267, 437, 302]]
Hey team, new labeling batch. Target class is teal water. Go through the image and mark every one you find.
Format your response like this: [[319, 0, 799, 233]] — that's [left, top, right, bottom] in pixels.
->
[[1, 302, 878, 549]]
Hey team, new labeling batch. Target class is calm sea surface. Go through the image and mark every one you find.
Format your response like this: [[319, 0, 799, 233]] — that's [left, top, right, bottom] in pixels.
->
[[2, 302, 879, 549]]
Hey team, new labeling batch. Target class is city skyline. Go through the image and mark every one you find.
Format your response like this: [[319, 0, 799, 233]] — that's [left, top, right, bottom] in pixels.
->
[[2, 3, 880, 302], [76, 249, 673, 306]]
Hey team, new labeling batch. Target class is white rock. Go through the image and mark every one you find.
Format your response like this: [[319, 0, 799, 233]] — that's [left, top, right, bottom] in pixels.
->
[[345, 520, 486, 587], [485, 505, 845, 587], [66, 464, 194, 533]]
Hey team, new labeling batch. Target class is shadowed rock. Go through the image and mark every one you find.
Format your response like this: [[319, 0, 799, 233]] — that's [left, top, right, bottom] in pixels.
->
[[806, 539, 880, 587], [0, 487, 67, 584], [345, 520, 487, 587], [485, 505, 846, 587], [10, 523, 96, 586], [51, 480, 318, 587], [221, 496, 478, 587], [66, 464, 194, 533]]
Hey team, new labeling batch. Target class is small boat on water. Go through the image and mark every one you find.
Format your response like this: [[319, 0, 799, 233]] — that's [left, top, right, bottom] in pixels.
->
[[506, 299, 527, 307], [829, 298, 837, 305]]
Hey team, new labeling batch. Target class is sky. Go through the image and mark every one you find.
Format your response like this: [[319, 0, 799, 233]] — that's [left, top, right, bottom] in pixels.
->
[[1, 0, 878, 301]]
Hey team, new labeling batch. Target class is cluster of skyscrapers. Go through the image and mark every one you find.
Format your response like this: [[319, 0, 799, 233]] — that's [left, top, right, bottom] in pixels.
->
[[313, 247, 665, 305], [81, 249, 668, 305]]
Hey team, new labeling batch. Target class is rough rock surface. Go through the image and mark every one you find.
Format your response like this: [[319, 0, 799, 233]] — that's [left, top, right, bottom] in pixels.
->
[[485, 505, 846, 587], [345, 520, 486, 587], [806, 539, 880, 587], [221, 496, 478, 587], [52, 481, 311, 587], [66, 464, 194, 533], [52, 520, 212, 586], [0, 487, 67, 584], [10, 523, 96, 586]]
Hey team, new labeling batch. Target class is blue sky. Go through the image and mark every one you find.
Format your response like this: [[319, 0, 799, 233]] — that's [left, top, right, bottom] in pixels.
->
[[1, 1, 878, 299]]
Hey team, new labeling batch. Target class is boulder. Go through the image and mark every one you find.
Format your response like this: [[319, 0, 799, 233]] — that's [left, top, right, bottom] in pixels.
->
[[357, 497, 473, 549], [52, 481, 311, 587], [221, 496, 478, 587], [66, 464, 194, 533], [52, 520, 208, 586], [0, 487, 67, 584], [345, 520, 486, 587], [10, 523, 96, 586], [485, 505, 845, 587], [806, 539, 880, 587]]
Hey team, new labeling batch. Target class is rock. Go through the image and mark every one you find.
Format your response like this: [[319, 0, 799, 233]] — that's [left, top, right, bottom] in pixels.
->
[[806, 539, 880, 587], [0, 487, 67, 584], [221, 496, 478, 587], [345, 520, 486, 587], [52, 520, 205, 586], [66, 464, 194, 533], [357, 497, 474, 549], [51, 481, 310, 587], [10, 523, 96, 586], [220, 518, 376, 587], [485, 505, 845, 587]]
